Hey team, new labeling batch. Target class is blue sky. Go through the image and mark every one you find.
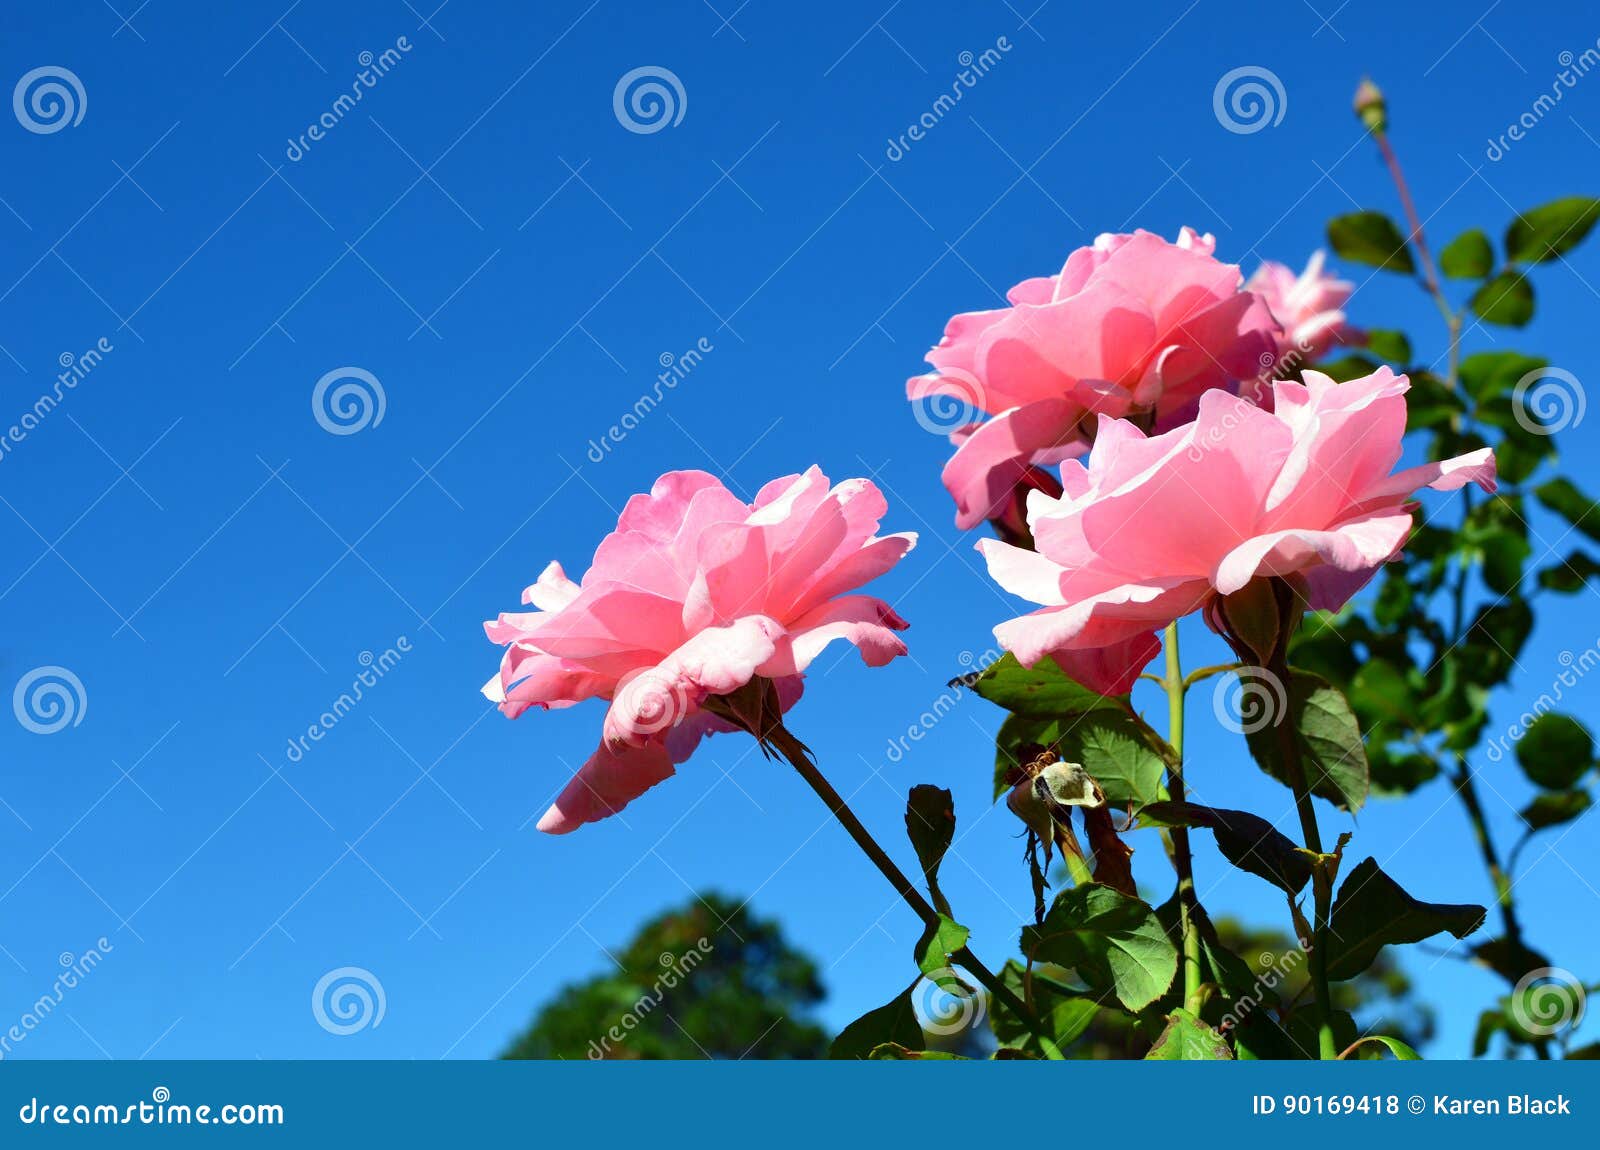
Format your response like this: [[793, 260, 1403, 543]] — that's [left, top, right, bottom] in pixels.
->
[[1, 0, 1597, 1060]]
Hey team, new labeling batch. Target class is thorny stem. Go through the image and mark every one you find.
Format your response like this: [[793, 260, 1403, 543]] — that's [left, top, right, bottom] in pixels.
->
[[1266, 656, 1339, 1061], [765, 722, 1050, 1050], [1160, 622, 1206, 1015], [1374, 123, 1553, 1059]]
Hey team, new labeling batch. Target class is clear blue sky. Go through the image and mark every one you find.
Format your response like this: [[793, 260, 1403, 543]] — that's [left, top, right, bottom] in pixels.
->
[[1, 0, 1597, 1059]]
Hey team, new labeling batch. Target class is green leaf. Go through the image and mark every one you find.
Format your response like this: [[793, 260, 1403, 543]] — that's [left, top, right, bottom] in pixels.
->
[[1021, 884, 1178, 1012], [991, 961, 1098, 1054], [1440, 228, 1495, 278], [1343, 1035, 1422, 1061], [830, 981, 924, 1058], [1140, 801, 1311, 894], [1516, 713, 1595, 791], [1519, 789, 1591, 832], [1327, 210, 1415, 272], [1537, 551, 1600, 593], [1315, 354, 1382, 383], [904, 785, 956, 916], [1505, 196, 1600, 263], [1458, 351, 1547, 402], [1405, 372, 1467, 430], [1473, 936, 1552, 985], [1243, 670, 1370, 812], [966, 652, 1125, 718], [1325, 858, 1487, 981], [1052, 710, 1173, 809], [866, 1043, 962, 1060], [1364, 329, 1412, 363], [1144, 1008, 1233, 1060], [914, 914, 971, 992], [1470, 271, 1534, 326], [1536, 478, 1600, 544]]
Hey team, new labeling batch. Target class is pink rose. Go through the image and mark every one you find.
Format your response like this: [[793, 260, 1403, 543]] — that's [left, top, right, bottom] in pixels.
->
[[977, 367, 1495, 694], [908, 228, 1281, 529], [483, 468, 916, 833], [1246, 251, 1365, 365]]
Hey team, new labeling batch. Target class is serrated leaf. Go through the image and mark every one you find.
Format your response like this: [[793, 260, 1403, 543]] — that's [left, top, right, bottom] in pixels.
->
[[967, 652, 1127, 718], [1325, 858, 1486, 981], [1327, 210, 1415, 272], [991, 961, 1098, 1054], [1470, 271, 1534, 326], [1440, 228, 1494, 278], [1145, 1008, 1233, 1060], [905, 785, 955, 916], [831, 981, 924, 1059], [914, 914, 971, 991], [1140, 800, 1311, 894], [1243, 669, 1370, 812], [1021, 884, 1178, 1012], [1053, 710, 1173, 808], [1505, 196, 1600, 263]]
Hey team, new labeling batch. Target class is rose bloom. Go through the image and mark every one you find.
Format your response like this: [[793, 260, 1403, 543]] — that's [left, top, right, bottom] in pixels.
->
[[908, 228, 1281, 530], [1246, 251, 1364, 365], [483, 468, 915, 833], [977, 367, 1496, 694]]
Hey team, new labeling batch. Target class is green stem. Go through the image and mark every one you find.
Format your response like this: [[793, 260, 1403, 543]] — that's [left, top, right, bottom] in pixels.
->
[[1161, 622, 1205, 1016], [1266, 658, 1339, 1060], [766, 722, 1047, 1047]]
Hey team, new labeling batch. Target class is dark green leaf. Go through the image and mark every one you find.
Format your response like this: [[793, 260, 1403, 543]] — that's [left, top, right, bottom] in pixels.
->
[[1327, 210, 1415, 272], [1364, 329, 1412, 363], [1404, 372, 1465, 430], [1536, 478, 1600, 543], [966, 652, 1126, 718], [1516, 713, 1595, 791], [1145, 1008, 1233, 1060], [1537, 551, 1600, 593], [1052, 710, 1173, 808], [1473, 936, 1552, 985], [1325, 858, 1486, 981], [904, 785, 956, 916], [1459, 351, 1547, 402], [1021, 884, 1178, 1012], [1140, 800, 1311, 894], [830, 981, 924, 1058], [1244, 670, 1370, 812], [1470, 271, 1534, 326], [1505, 196, 1600, 263], [1440, 228, 1494, 278], [991, 961, 1098, 1054], [1519, 789, 1591, 832]]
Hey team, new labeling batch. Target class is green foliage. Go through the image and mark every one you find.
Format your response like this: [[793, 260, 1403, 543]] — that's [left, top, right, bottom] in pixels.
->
[[1469, 271, 1534, 326], [1243, 670, 1370, 811], [1327, 210, 1415, 272], [1144, 1009, 1232, 1060], [967, 652, 1124, 717], [1504, 197, 1600, 263], [831, 981, 924, 1059], [1325, 859, 1486, 982], [501, 893, 828, 1060], [1515, 713, 1596, 791], [1439, 229, 1494, 279], [1021, 884, 1178, 1012], [1139, 801, 1310, 894]]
